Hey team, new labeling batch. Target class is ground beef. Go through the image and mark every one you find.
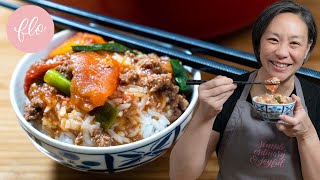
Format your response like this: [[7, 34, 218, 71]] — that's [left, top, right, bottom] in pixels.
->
[[119, 69, 139, 85], [120, 69, 175, 92], [24, 104, 42, 121], [74, 130, 112, 147], [74, 132, 83, 145], [24, 83, 59, 121], [119, 53, 189, 122], [163, 94, 189, 121], [136, 53, 168, 74], [48, 54, 71, 63], [92, 130, 112, 147], [162, 85, 180, 99], [166, 95, 189, 121], [55, 60, 73, 80], [119, 53, 177, 94], [171, 108, 182, 122], [33, 54, 70, 66], [147, 74, 174, 92], [139, 58, 163, 74], [177, 94, 189, 110]]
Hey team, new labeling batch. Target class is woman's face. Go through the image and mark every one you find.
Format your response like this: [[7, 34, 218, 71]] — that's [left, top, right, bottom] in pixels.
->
[[259, 12, 311, 81]]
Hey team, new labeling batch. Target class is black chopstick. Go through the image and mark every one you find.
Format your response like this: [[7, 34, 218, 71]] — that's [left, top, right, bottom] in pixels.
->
[[186, 80, 207, 85], [186, 80, 276, 85], [22, 0, 320, 81]]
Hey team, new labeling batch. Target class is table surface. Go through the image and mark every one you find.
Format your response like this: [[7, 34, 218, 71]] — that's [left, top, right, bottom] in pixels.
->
[[1, 0, 320, 179]]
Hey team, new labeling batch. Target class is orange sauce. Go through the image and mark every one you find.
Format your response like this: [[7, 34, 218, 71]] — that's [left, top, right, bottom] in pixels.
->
[[70, 52, 120, 112]]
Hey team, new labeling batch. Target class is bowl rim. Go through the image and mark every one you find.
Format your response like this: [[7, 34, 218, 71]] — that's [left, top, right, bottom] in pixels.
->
[[252, 95, 296, 106], [10, 29, 200, 154]]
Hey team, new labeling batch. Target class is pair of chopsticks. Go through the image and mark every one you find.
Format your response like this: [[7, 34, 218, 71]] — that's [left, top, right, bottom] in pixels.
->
[[24, 0, 256, 65], [1, 0, 320, 81], [186, 80, 276, 85], [0, 0, 247, 77], [20, 0, 320, 81]]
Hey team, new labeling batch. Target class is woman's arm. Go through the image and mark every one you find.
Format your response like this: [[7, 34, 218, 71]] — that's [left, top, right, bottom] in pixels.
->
[[169, 76, 237, 180], [277, 94, 320, 180], [297, 128, 320, 180], [169, 111, 220, 180]]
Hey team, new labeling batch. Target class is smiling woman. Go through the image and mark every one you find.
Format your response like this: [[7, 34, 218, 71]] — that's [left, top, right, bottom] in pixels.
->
[[257, 12, 313, 82], [170, 1, 320, 179]]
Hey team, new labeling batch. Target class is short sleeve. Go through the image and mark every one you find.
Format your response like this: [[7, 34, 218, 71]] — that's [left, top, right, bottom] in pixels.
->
[[212, 88, 242, 133], [212, 108, 224, 133], [212, 73, 250, 133]]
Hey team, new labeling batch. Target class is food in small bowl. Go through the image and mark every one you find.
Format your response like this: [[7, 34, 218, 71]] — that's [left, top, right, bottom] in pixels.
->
[[264, 77, 280, 93], [10, 30, 200, 172], [252, 93, 296, 122]]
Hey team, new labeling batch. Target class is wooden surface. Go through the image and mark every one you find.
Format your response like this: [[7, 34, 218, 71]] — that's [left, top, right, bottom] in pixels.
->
[[0, 0, 319, 179]]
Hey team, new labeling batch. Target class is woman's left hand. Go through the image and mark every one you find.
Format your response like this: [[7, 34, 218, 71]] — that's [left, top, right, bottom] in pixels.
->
[[276, 94, 316, 140]]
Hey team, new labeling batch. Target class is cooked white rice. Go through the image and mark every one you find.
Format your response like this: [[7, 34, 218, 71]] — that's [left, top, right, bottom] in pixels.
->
[[37, 88, 171, 146]]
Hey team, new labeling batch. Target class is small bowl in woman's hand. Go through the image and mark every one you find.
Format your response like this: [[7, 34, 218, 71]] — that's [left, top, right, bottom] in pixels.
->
[[252, 94, 296, 123]]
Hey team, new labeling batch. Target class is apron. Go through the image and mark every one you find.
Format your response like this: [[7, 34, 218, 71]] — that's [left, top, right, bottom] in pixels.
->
[[217, 71, 307, 180]]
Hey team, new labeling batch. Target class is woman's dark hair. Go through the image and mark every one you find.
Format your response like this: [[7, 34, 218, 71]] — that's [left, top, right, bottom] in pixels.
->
[[252, 0, 317, 64]]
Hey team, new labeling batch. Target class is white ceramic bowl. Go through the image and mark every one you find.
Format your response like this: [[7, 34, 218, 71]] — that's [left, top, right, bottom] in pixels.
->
[[252, 96, 296, 123], [10, 30, 200, 173]]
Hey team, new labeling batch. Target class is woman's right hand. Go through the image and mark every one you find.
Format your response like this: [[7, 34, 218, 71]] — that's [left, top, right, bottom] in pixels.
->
[[197, 76, 237, 121]]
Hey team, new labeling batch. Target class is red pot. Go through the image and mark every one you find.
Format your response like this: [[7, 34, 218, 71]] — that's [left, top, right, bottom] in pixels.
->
[[51, 0, 277, 39]]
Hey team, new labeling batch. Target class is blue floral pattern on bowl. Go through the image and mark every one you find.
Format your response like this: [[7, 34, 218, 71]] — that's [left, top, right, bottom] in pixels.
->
[[252, 96, 295, 122], [22, 114, 191, 173]]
